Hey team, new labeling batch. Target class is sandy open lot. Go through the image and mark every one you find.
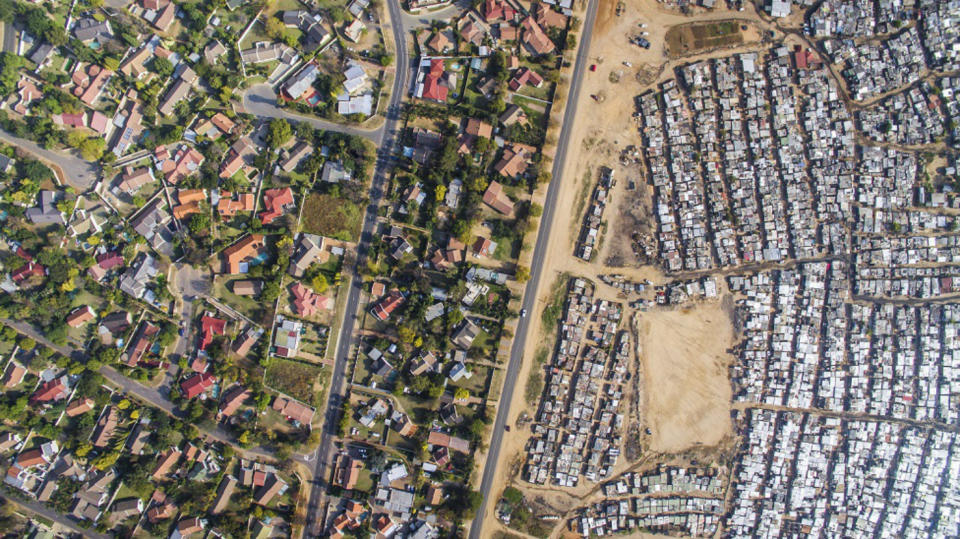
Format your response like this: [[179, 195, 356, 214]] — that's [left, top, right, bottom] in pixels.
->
[[638, 298, 734, 453]]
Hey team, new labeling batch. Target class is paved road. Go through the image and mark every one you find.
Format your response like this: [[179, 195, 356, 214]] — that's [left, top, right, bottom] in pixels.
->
[[0, 129, 99, 190], [303, 0, 411, 535], [0, 493, 110, 539], [468, 0, 599, 536], [171, 263, 210, 359], [1, 22, 16, 54], [242, 84, 383, 143]]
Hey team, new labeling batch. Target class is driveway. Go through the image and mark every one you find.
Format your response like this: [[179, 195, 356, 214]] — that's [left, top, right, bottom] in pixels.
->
[[241, 84, 383, 143], [0, 129, 99, 190], [170, 263, 211, 359]]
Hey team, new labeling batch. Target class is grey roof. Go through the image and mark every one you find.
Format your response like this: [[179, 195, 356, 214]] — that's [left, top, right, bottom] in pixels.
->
[[73, 18, 112, 42], [29, 43, 54, 65], [321, 160, 351, 183], [25, 190, 65, 226], [119, 254, 157, 299]]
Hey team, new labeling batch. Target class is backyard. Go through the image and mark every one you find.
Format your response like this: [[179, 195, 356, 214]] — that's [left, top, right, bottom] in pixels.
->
[[264, 357, 325, 405], [300, 193, 363, 241]]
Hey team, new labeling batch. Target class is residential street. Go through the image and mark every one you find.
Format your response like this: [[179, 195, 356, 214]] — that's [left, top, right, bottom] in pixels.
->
[[1, 318, 276, 461], [0, 493, 111, 539], [303, 0, 410, 534], [242, 84, 383, 143], [0, 129, 99, 190]]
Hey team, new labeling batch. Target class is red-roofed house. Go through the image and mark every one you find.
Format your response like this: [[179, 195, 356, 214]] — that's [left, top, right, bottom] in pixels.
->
[[482, 180, 515, 215], [56, 113, 86, 129], [66, 305, 96, 328], [121, 321, 160, 367], [30, 378, 68, 405], [420, 59, 449, 103], [166, 146, 205, 185], [199, 315, 226, 351], [371, 291, 404, 321], [290, 282, 332, 317], [12, 261, 45, 284], [181, 372, 216, 399], [219, 386, 250, 418], [259, 187, 295, 225], [508, 67, 544, 91], [521, 17, 555, 55], [89, 111, 110, 135], [483, 0, 516, 22]]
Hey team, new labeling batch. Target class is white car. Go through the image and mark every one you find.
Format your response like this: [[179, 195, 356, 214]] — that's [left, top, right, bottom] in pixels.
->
[[623, 61, 633, 67], [520, 309, 527, 318]]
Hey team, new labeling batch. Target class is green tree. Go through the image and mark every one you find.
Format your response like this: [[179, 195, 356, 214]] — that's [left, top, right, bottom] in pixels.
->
[[188, 211, 212, 235], [151, 56, 174, 78], [311, 273, 329, 293], [266, 118, 292, 149]]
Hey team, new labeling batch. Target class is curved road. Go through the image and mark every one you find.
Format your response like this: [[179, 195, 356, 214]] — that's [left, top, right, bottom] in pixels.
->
[[0, 129, 99, 190], [302, 0, 412, 535], [468, 0, 599, 537], [242, 83, 385, 143]]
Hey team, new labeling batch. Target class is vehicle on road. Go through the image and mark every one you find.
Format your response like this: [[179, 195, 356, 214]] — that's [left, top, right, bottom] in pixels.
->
[[520, 309, 527, 318]]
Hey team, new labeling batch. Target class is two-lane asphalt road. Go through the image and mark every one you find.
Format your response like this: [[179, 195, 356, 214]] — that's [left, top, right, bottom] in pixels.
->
[[303, 0, 412, 535], [469, 0, 599, 536]]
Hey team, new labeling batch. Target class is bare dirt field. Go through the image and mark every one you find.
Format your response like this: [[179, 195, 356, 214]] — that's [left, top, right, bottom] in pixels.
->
[[638, 298, 734, 453]]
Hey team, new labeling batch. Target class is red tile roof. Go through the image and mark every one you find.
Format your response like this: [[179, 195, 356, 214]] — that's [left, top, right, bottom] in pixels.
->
[[181, 372, 216, 399], [371, 291, 404, 321], [421, 59, 448, 102], [259, 187, 294, 225], [199, 315, 226, 351], [30, 378, 67, 404]]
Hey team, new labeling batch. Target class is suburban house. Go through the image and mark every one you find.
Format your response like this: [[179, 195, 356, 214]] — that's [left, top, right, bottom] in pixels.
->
[[371, 291, 404, 321], [482, 180, 515, 215], [221, 234, 266, 274], [66, 305, 96, 327], [259, 187, 295, 225]]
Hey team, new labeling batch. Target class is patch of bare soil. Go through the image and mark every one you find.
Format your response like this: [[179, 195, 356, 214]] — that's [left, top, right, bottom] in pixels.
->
[[638, 298, 734, 453]]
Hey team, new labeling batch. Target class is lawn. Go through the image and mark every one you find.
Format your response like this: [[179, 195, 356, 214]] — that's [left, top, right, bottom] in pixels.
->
[[449, 364, 491, 396], [212, 276, 269, 322], [325, 277, 350, 361], [265, 358, 324, 404], [300, 193, 363, 241]]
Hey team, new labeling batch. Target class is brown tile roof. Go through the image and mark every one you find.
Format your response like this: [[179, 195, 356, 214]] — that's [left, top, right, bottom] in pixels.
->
[[482, 180, 515, 215], [66, 397, 96, 417], [522, 16, 555, 55], [222, 234, 265, 274]]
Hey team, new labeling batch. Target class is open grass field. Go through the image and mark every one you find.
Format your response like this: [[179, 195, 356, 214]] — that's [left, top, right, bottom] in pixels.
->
[[265, 357, 324, 404], [300, 193, 363, 241]]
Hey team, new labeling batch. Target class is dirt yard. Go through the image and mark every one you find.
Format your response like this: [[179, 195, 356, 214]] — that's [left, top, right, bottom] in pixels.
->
[[637, 298, 734, 453]]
